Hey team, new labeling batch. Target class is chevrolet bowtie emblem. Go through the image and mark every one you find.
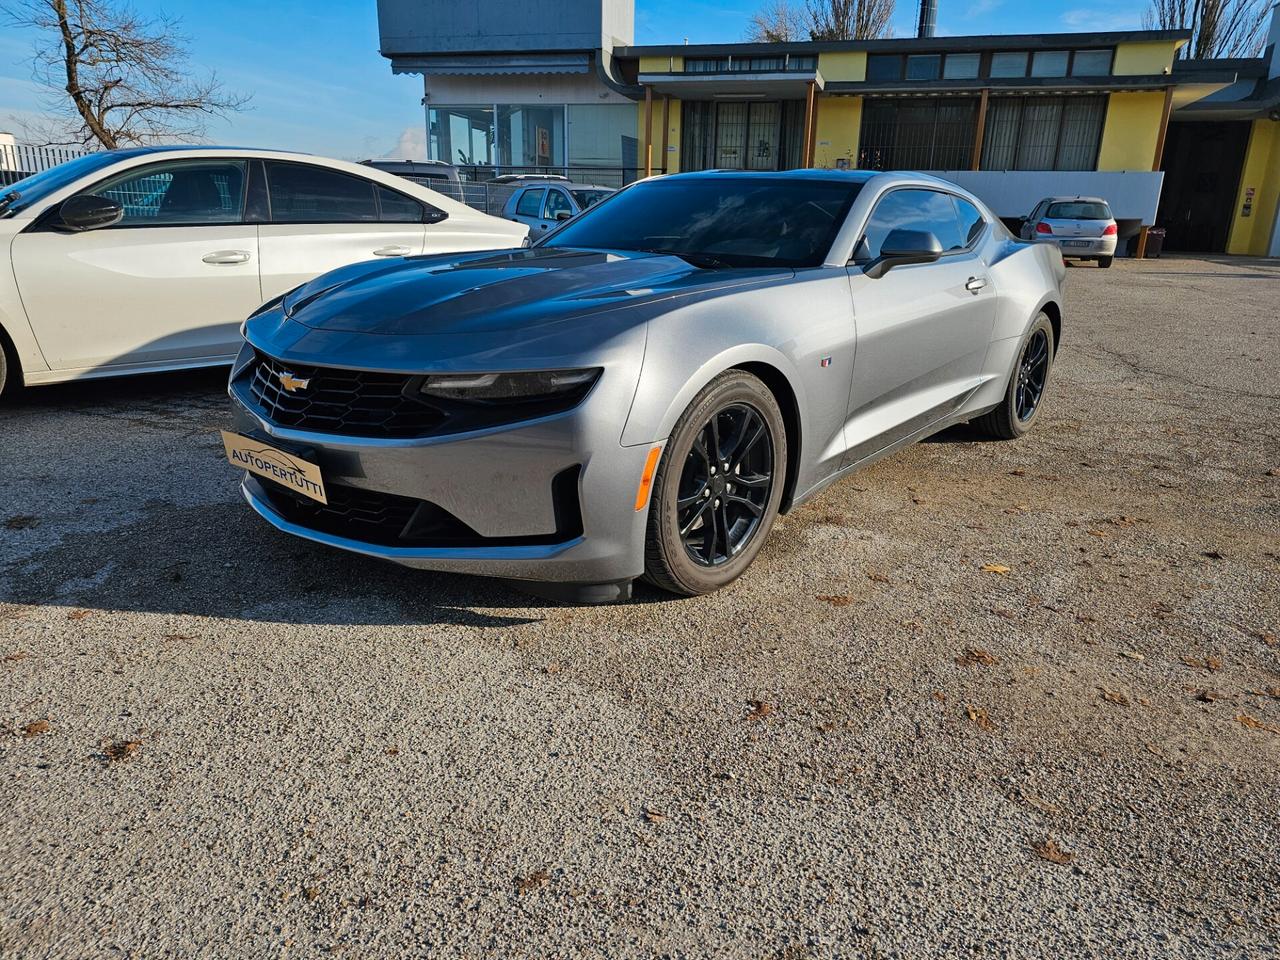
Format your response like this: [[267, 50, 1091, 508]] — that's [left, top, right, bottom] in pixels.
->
[[277, 371, 311, 392]]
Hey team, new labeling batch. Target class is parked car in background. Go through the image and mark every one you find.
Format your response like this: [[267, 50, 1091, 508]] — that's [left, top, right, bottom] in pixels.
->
[[503, 181, 616, 235], [225, 170, 1065, 602], [0, 146, 527, 393], [1021, 196, 1118, 268], [360, 158, 462, 190]]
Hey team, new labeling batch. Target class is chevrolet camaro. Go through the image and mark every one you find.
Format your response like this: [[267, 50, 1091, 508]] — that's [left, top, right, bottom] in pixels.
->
[[224, 170, 1065, 601]]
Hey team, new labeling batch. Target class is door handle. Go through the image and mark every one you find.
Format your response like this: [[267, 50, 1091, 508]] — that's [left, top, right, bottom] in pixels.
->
[[202, 250, 251, 265], [373, 245, 412, 257], [965, 276, 988, 293]]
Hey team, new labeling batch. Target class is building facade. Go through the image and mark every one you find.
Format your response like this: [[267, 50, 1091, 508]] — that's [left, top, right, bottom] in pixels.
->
[[376, 0, 1280, 256]]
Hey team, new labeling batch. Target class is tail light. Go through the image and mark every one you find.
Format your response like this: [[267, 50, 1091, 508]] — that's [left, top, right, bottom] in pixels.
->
[[1035, 222, 1053, 235], [1102, 223, 1118, 236]]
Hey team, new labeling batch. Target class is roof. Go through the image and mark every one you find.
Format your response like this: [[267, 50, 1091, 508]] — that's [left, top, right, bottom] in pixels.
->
[[617, 29, 1191, 59], [662, 169, 879, 184]]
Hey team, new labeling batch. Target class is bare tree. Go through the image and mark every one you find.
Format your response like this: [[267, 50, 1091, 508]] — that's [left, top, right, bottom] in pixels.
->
[[1, 0, 249, 149], [805, 0, 896, 40], [746, 0, 807, 42], [1142, 0, 1272, 58]]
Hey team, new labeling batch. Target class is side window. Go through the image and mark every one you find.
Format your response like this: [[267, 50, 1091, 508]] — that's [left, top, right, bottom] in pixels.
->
[[87, 160, 247, 226], [376, 185, 425, 223], [543, 189, 574, 220], [266, 163, 377, 223], [859, 188, 966, 259], [515, 188, 545, 218], [952, 196, 986, 246]]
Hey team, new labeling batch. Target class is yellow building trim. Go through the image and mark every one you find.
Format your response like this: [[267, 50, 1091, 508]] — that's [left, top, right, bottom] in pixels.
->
[[638, 55, 681, 73], [813, 96, 861, 169], [1097, 91, 1164, 170], [817, 51, 867, 83], [1111, 40, 1182, 76], [663, 99, 682, 173], [636, 94, 682, 174], [1226, 119, 1280, 256]]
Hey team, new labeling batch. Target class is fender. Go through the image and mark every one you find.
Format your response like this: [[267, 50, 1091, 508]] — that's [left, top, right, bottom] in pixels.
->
[[0, 233, 51, 383]]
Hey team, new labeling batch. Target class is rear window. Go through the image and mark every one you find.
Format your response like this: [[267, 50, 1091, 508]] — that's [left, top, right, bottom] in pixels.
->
[[1047, 201, 1111, 220]]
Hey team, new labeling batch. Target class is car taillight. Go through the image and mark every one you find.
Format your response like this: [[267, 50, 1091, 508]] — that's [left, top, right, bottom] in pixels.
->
[[1035, 222, 1053, 235], [1102, 223, 1118, 236]]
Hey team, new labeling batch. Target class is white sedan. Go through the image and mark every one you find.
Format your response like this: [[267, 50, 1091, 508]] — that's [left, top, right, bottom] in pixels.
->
[[0, 146, 528, 392]]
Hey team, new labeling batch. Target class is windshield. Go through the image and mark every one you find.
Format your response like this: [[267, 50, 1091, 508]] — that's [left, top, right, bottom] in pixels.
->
[[1046, 201, 1111, 221], [542, 176, 863, 268], [1, 152, 124, 215], [571, 189, 611, 209]]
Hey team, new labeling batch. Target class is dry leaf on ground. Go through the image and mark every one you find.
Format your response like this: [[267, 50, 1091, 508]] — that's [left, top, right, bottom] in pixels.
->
[[516, 868, 551, 895], [956, 648, 998, 668], [816, 594, 858, 606], [101, 739, 141, 763], [1030, 837, 1075, 865], [1181, 655, 1223, 672], [3, 650, 29, 663], [66, 609, 92, 621], [745, 700, 775, 721], [1236, 713, 1280, 734], [866, 571, 891, 584], [1100, 688, 1130, 706], [980, 563, 1011, 575], [21, 719, 50, 737], [642, 807, 667, 824], [965, 705, 995, 731]]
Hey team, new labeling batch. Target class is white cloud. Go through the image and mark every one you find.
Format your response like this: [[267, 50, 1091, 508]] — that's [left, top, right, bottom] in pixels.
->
[[1060, 7, 1143, 31], [386, 126, 427, 161]]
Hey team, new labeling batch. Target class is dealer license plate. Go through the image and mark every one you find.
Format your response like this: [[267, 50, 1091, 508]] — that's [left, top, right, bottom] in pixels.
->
[[221, 431, 327, 504]]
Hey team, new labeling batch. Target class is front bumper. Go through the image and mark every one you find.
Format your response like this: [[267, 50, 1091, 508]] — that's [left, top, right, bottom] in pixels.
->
[[229, 347, 656, 586]]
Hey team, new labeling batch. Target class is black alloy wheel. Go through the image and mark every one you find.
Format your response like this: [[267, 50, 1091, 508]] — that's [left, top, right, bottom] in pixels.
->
[[1015, 328, 1050, 423], [676, 402, 774, 567]]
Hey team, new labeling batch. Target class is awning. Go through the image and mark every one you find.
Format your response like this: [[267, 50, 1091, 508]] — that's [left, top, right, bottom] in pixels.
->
[[391, 53, 591, 77], [637, 70, 822, 100]]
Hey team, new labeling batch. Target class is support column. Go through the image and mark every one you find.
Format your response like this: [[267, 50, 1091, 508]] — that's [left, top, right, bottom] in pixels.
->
[[802, 81, 817, 168], [971, 88, 990, 171], [660, 95, 671, 174], [642, 84, 653, 177], [1137, 85, 1176, 260]]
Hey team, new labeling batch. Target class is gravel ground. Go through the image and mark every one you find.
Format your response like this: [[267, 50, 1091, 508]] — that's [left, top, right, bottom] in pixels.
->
[[2, 255, 1278, 959]]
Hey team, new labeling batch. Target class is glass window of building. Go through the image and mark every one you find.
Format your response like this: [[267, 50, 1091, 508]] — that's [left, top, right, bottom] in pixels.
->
[[567, 104, 639, 171], [680, 100, 805, 172], [1030, 50, 1070, 77], [858, 97, 979, 170], [906, 54, 942, 80], [686, 58, 729, 72], [942, 53, 981, 79], [866, 54, 904, 82], [980, 95, 1106, 170], [1071, 49, 1113, 75], [787, 55, 817, 70], [732, 56, 785, 71], [989, 51, 1028, 78], [497, 105, 564, 168], [428, 106, 495, 166]]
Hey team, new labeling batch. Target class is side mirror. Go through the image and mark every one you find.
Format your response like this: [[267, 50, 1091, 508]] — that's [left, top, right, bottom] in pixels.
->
[[554, 210, 572, 222], [57, 194, 124, 232], [862, 229, 944, 279]]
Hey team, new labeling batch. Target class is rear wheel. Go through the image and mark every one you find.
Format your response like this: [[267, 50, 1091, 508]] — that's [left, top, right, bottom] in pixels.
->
[[643, 370, 786, 596], [1098, 256, 1113, 269], [974, 313, 1055, 441]]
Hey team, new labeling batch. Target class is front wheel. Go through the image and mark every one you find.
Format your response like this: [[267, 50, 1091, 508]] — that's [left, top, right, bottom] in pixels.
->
[[974, 313, 1055, 441], [643, 370, 787, 596]]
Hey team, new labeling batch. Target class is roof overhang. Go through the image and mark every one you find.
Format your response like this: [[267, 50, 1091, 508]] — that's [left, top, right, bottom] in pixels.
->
[[389, 52, 592, 77], [823, 70, 1238, 99], [637, 70, 822, 99]]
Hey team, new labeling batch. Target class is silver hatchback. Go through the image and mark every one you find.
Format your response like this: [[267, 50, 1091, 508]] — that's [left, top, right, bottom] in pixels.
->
[[503, 182, 616, 236], [1021, 196, 1118, 268]]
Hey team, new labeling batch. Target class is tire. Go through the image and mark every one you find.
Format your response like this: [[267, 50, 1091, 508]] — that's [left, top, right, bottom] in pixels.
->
[[1098, 256, 1113, 269], [643, 370, 787, 596], [974, 313, 1055, 441], [0, 339, 10, 398]]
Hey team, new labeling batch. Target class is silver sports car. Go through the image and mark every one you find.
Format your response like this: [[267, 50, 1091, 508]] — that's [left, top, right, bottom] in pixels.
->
[[224, 170, 1065, 601]]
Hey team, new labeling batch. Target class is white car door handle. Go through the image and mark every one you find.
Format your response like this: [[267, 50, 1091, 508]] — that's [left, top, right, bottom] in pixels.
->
[[202, 250, 251, 265], [373, 245, 412, 257], [965, 276, 988, 293]]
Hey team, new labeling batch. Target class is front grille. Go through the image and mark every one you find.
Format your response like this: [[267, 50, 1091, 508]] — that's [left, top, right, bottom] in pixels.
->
[[255, 466, 583, 549], [244, 352, 444, 439]]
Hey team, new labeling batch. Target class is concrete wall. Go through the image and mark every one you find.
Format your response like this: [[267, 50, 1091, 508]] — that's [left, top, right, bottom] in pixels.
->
[[1097, 91, 1164, 170], [1226, 119, 1280, 256], [377, 0, 633, 55]]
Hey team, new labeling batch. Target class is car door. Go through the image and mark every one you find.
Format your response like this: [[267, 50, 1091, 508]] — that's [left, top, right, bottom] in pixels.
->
[[508, 187, 546, 232], [256, 161, 426, 300], [843, 188, 996, 466], [9, 157, 261, 371], [540, 188, 575, 232]]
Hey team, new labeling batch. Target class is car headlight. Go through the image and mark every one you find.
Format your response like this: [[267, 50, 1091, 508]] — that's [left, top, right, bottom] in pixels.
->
[[419, 368, 600, 403]]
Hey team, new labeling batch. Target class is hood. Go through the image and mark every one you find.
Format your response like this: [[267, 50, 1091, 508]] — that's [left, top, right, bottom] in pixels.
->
[[284, 247, 792, 336]]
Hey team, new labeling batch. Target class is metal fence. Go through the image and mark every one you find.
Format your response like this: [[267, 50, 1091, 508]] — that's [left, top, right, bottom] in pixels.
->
[[398, 166, 663, 215], [0, 142, 86, 186]]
